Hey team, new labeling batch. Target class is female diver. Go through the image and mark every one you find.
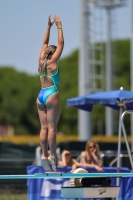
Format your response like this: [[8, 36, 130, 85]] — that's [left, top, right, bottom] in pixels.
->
[[36, 15, 64, 172]]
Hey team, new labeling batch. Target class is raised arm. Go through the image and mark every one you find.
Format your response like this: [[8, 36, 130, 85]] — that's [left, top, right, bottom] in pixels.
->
[[38, 15, 54, 72], [52, 15, 64, 62]]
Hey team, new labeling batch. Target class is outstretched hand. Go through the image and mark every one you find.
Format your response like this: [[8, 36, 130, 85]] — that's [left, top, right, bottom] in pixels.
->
[[48, 15, 54, 27], [53, 15, 62, 28]]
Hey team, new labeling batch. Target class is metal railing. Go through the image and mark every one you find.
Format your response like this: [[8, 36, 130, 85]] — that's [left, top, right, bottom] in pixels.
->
[[0, 156, 34, 198]]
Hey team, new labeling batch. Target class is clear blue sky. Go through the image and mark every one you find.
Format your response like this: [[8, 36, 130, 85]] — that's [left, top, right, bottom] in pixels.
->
[[0, 0, 131, 75]]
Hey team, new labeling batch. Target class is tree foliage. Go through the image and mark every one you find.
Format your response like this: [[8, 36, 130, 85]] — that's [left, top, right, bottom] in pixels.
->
[[0, 67, 40, 134], [0, 39, 131, 135]]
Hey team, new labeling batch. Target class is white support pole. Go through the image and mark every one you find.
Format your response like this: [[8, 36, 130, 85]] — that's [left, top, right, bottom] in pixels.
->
[[105, 8, 113, 136], [78, 0, 92, 141]]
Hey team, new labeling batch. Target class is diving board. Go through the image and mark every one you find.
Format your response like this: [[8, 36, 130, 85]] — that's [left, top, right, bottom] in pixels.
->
[[0, 172, 133, 179]]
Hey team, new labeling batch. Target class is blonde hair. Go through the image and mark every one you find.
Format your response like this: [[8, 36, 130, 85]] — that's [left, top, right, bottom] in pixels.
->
[[44, 45, 57, 60], [39, 45, 57, 74], [85, 139, 100, 156]]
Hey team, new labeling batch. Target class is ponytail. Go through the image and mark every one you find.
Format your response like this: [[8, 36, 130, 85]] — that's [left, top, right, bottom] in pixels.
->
[[38, 45, 57, 74]]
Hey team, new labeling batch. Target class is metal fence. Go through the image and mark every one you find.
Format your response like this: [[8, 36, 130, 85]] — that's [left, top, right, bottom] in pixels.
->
[[0, 156, 34, 200]]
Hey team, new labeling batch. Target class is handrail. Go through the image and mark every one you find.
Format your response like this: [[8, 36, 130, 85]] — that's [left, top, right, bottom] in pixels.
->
[[120, 110, 133, 169]]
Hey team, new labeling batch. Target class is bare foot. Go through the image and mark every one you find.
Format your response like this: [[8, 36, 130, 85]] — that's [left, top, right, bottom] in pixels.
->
[[48, 157, 56, 172], [41, 158, 51, 172]]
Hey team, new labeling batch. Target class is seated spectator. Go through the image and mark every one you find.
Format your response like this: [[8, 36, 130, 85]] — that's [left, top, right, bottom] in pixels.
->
[[79, 139, 103, 172], [58, 150, 81, 171]]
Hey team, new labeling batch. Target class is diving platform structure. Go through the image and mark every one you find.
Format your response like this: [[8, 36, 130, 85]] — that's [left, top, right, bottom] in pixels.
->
[[0, 109, 133, 199]]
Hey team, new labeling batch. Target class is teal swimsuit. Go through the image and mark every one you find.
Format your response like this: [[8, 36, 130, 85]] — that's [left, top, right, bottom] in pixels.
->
[[37, 68, 60, 105]]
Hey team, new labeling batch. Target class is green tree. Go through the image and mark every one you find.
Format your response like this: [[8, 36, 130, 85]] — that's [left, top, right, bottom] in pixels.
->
[[58, 50, 78, 134], [0, 67, 40, 134]]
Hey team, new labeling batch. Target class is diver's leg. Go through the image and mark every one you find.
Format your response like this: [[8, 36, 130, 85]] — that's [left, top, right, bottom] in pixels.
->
[[36, 99, 51, 171], [46, 94, 60, 171]]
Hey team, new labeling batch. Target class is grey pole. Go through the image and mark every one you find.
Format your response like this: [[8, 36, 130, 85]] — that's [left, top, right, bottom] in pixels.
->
[[105, 8, 113, 136], [130, 0, 133, 151], [78, 0, 92, 141], [121, 111, 133, 170], [116, 106, 123, 186]]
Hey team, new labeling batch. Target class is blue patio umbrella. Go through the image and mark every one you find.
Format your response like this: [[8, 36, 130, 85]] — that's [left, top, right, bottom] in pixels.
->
[[67, 89, 133, 111], [66, 88, 133, 174]]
